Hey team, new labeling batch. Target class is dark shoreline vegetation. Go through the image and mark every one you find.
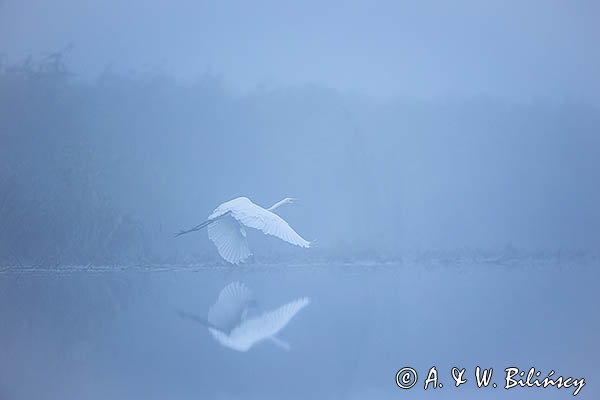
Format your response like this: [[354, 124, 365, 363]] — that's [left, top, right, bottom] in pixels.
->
[[1, 55, 599, 267], [0, 247, 597, 270]]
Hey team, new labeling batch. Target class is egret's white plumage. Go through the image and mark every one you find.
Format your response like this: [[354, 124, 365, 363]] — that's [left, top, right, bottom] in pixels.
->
[[208, 296, 310, 352], [207, 216, 253, 266], [177, 196, 310, 264], [180, 282, 310, 352], [207, 281, 256, 332]]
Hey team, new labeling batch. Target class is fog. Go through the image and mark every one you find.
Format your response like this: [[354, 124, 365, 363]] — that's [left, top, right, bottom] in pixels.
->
[[2, 1, 599, 264], [1, 2, 599, 399], [1, 58, 599, 265], [2, 1, 600, 101]]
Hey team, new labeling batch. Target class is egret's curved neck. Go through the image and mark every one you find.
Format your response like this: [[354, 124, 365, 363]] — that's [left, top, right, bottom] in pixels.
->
[[268, 199, 288, 211]]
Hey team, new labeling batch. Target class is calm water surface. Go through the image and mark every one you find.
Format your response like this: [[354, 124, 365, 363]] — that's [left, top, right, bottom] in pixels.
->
[[1, 261, 598, 399]]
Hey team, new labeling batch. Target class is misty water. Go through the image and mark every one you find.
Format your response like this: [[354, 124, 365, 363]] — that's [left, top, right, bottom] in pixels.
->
[[2, 2, 600, 399], [1, 258, 598, 399]]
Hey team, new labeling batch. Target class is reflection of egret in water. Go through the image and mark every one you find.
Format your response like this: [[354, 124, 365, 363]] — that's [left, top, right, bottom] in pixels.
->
[[178, 282, 310, 352]]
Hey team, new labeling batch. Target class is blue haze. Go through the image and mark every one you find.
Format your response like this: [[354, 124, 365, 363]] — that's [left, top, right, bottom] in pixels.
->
[[0, 1, 599, 399]]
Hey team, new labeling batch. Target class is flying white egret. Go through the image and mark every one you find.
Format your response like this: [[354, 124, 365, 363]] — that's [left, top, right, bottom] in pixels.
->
[[176, 197, 311, 264], [177, 281, 310, 352]]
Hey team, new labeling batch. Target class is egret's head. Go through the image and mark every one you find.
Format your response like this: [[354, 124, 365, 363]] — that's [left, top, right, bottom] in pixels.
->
[[284, 197, 299, 204]]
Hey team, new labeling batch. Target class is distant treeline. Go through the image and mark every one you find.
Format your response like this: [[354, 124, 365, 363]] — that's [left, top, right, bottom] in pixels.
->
[[1, 56, 599, 266]]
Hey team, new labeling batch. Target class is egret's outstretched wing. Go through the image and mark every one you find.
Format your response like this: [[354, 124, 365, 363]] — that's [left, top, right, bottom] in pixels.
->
[[207, 215, 253, 265], [207, 282, 256, 332], [209, 297, 310, 352], [227, 199, 310, 248]]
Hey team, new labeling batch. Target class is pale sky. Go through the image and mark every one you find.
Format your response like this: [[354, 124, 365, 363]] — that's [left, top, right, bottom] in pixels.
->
[[1, 0, 599, 102]]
